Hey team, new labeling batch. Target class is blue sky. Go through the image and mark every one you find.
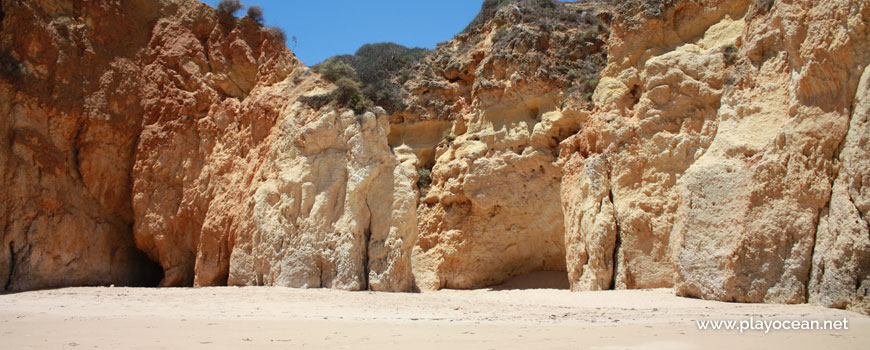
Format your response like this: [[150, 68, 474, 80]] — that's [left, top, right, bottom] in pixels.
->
[[200, 0, 484, 65]]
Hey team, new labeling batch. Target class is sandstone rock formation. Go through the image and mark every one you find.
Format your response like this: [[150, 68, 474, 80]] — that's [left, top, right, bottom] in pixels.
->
[[809, 65, 870, 315], [226, 105, 417, 291], [1, 0, 868, 315], [0, 0, 168, 291], [671, 0, 868, 306], [0, 0, 416, 292], [560, 0, 869, 312], [129, 0, 297, 288], [399, 1, 608, 290], [562, 0, 749, 292]]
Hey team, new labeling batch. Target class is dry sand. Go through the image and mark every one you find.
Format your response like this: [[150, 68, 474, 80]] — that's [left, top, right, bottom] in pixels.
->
[[1, 273, 867, 349]]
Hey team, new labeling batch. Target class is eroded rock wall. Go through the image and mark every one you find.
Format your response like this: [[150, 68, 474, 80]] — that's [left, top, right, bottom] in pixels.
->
[[559, 0, 869, 311], [397, 1, 608, 290], [0, 0, 415, 292], [128, 3, 297, 287], [125, 3, 417, 291], [809, 65, 870, 315], [225, 105, 417, 291], [0, 0, 167, 291], [561, 0, 750, 291], [671, 0, 869, 305]]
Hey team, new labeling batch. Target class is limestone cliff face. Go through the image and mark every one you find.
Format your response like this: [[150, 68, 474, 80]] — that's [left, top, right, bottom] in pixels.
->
[[562, 0, 751, 292], [397, 1, 609, 290], [0, 0, 416, 292], [560, 0, 869, 313], [226, 104, 417, 291], [1, 0, 868, 315], [128, 0, 297, 288], [0, 0, 167, 291], [669, 0, 868, 307]]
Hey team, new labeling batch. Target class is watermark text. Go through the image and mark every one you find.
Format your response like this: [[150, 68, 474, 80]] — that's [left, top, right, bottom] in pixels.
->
[[696, 317, 849, 333]]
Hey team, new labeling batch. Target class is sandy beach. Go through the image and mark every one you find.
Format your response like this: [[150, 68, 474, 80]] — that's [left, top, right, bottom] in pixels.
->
[[1, 282, 867, 349]]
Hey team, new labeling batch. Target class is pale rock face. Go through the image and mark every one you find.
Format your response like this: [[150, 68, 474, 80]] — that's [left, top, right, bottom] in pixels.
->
[[561, 154, 617, 291], [227, 107, 417, 291], [561, 0, 870, 307], [809, 66, 870, 315], [672, 0, 869, 304], [413, 99, 571, 290], [560, 0, 739, 291], [396, 1, 606, 290]]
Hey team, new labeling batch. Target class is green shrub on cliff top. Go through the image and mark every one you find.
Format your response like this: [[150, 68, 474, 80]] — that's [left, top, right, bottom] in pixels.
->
[[334, 78, 373, 114], [313, 43, 427, 114], [316, 57, 358, 82]]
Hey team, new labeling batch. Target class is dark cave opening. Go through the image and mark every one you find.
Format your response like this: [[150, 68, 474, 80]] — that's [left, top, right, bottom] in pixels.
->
[[128, 238, 164, 288]]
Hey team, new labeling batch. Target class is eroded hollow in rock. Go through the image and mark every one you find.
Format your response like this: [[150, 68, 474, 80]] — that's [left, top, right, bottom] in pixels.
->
[[405, 95, 571, 291], [488, 271, 570, 291], [131, 251, 165, 288]]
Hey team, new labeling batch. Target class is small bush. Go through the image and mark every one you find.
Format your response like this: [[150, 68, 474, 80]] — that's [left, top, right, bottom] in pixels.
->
[[350, 43, 426, 112], [315, 57, 358, 82], [246, 5, 263, 23], [314, 42, 426, 113], [534, 0, 556, 10], [334, 77, 372, 113], [463, 0, 513, 33], [580, 28, 599, 41], [493, 25, 508, 43], [352, 43, 426, 85], [582, 78, 599, 91], [723, 44, 738, 65], [463, 0, 564, 33], [417, 167, 432, 190], [216, 0, 243, 16], [334, 77, 358, 97], [264, 26, 286, 43]]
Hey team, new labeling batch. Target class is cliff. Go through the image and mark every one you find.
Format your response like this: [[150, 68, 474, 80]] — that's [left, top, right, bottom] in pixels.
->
[[0, 0, 867, 315]]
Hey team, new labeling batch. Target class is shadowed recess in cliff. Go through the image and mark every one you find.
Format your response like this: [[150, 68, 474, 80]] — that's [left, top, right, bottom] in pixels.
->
[[4, 242, 14, 291], [489, 271, 570, 290]]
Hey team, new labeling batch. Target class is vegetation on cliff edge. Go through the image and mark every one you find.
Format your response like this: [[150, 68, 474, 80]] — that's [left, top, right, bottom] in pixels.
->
[[313, 43, 428, 114]]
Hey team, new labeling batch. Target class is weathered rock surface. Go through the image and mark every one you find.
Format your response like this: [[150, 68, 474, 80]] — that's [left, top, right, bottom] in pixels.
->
[[129, 0, 297, 288], [226, 105, 417, 291], [0, 0, 167, 291], [1, 0, 415, 291], [125, 3, 417, 291], [809, 65, 870, 314], [559, 0, 869, 310], [398, 1, 608, 290], [561, 0, 747, 291], [672, 0, 869, 304]]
